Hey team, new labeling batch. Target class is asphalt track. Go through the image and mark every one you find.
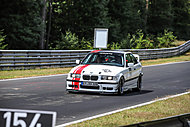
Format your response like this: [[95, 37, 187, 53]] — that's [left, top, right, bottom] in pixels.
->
[[0, 61, 190, 126]]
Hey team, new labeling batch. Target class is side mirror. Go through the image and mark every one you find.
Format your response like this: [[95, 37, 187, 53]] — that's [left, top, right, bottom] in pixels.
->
[[128, 63, 134, 67], [76, 60, 80, 64], [133, 54, 140, 62]]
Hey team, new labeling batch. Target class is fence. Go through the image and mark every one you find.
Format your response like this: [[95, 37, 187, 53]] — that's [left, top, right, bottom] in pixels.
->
[[0, 40, 190, 70]]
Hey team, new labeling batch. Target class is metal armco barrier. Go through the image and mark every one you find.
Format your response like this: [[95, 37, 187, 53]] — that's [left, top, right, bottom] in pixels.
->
[[0, 40, 190, 70], [122, 113, 190, 127]]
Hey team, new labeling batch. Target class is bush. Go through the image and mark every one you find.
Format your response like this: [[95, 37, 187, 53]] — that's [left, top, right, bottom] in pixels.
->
[[156, 30, 177, 48], [120, 29, 177, 49], [0, 30, 8, 50], [123, 30, 153, 49], [108, 42, 121, 50], [120, 34, 134, 49], [80, 38, 94, 49], [54, 30, 80, 50], [52, 29, 177, 50], [133, 30, 153, 49], [52, 30, 94, 50]]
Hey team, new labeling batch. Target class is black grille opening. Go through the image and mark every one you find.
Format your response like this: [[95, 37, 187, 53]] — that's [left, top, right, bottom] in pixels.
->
[[103, 87, 113, 90], [80, 85, 99, 89], [69, 85, 74, 87], [91, 76, 98, 81], [83, 75, 98, 81], [107, 87, 113, 90], [68, 85, 78, 88], [83, 75, 90, 80]]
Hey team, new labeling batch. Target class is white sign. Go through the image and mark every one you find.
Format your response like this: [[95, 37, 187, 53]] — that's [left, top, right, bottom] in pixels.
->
[[0, 108, 56, 127], [94, 28, 108, 49]]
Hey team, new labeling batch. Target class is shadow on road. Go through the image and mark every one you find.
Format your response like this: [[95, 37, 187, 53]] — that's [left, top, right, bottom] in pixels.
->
[[124, 90, 153, 96], [67, 89, 154, 97]]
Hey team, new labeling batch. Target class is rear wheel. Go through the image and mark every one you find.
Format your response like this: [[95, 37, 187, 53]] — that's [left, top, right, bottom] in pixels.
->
[[118, 77, 124, 95], [134, 76, 142, 92]]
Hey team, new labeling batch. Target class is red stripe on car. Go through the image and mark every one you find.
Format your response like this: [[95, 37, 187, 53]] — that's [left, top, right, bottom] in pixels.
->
[[71, 66, 80, 89], [90, 50, 101, 53], [72, 65, 89, 90]]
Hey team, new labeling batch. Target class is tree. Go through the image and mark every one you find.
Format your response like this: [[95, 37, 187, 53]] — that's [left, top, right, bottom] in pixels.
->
[[46, 0, 53, 49], [108, 0, 146, 44], [39, 0, 47, 49], [0, 0, 189, 50], [172, 0, 190, 40], [147, 0, 174, 34], [0, 0, 42, 49], [49, 0, 110, 49]]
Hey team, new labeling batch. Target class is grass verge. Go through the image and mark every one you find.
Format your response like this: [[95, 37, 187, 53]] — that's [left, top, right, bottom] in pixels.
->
[[67, 92, 190, 127], [0, 50, 190, 80], [0, 67, 72, 79], [141, 50, 190, 66]]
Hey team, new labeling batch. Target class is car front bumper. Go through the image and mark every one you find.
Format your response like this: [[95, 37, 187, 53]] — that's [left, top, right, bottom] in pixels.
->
[[66, 80, 119, 93]]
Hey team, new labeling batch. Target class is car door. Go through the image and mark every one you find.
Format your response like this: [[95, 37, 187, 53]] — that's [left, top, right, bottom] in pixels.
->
[[125, 53, 133, 79], [129, 53, 139, 79], [125, 53, 139, 86]]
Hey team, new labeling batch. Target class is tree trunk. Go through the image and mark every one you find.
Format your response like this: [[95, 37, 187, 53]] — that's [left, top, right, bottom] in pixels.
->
[[39, 0, 47, 49], [145, 0, 149, 34], [46, 0, 52, 49]]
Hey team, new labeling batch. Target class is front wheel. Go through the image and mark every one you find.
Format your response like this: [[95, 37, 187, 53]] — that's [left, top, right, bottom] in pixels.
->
[[118, 77, 124, 95]]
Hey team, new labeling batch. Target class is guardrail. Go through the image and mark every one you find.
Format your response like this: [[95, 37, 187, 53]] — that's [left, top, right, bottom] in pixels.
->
[[120, 40, 190, 60], [122, 113, 190, 127], [0, 40, 190, 70]]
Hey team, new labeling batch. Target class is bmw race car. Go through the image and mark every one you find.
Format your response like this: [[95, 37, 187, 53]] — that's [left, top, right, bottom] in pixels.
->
[[66, 50, 143, 95]]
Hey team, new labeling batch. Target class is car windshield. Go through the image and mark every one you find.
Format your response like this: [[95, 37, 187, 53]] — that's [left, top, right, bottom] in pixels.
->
[[81, 52, 124, 67]]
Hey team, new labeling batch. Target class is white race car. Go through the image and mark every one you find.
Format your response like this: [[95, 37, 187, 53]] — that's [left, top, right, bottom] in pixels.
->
[[66, 50, 143, 95]]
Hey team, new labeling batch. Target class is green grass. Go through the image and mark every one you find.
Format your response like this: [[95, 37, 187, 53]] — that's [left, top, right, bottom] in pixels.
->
[[67, 93, 190, 127], [0, 50, 190, 80], [141, 51, 190, 66], [0, 67, 72, 79]]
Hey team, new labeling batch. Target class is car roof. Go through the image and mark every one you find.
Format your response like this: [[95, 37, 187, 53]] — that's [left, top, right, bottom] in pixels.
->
[[90, 50, 131, 54]]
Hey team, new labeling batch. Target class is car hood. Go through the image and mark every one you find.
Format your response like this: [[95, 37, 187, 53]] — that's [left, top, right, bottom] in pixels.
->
[[69, 64, 125, 76]]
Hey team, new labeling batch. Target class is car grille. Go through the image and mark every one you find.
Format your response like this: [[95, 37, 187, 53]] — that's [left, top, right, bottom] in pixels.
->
[[82, 75, 98, 81], [80, 85, 99, 89], [83, 75, 90, 80]]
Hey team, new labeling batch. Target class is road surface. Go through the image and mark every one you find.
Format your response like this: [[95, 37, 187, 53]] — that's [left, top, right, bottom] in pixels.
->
[[0, 61, 189, 125]]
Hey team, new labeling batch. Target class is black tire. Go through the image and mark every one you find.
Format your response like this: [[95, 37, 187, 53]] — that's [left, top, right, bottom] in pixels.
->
[[134, 76, 142, 92], [118, 77, 124, 95], [67, 90, 73, 94]]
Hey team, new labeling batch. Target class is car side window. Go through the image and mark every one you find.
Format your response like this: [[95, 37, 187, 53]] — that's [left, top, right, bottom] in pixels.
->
[[130, 54, 138, 64], [126, 54, 138, 67], [126, 54, 132, 67]]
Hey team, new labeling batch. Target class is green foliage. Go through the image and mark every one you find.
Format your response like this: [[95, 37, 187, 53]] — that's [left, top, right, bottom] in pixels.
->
[[119, 29, 176, 49], [54, 30, 93, 50], [0, 30, 8, 49], [80, 39, 94, 50], [0, 0, 42, 49], [157, 30, 177, 48], [172, 0, 190, 40], [120, 34, 134, 49], [108, 0, 145, 43], [0, 0, 189, 50], [130, 30, 153, 49], [108, 42, 121, 50], [147, 0, 174, 34], [55, 31, 79, 50]]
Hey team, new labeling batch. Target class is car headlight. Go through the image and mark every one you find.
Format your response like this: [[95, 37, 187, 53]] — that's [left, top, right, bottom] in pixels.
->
[[70, 73, 81, 78], [101, 76, 118, 80]]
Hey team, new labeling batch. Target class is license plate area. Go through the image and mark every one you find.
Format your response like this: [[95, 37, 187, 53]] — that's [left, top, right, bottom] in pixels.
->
[[82, 82, 98, 86]]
